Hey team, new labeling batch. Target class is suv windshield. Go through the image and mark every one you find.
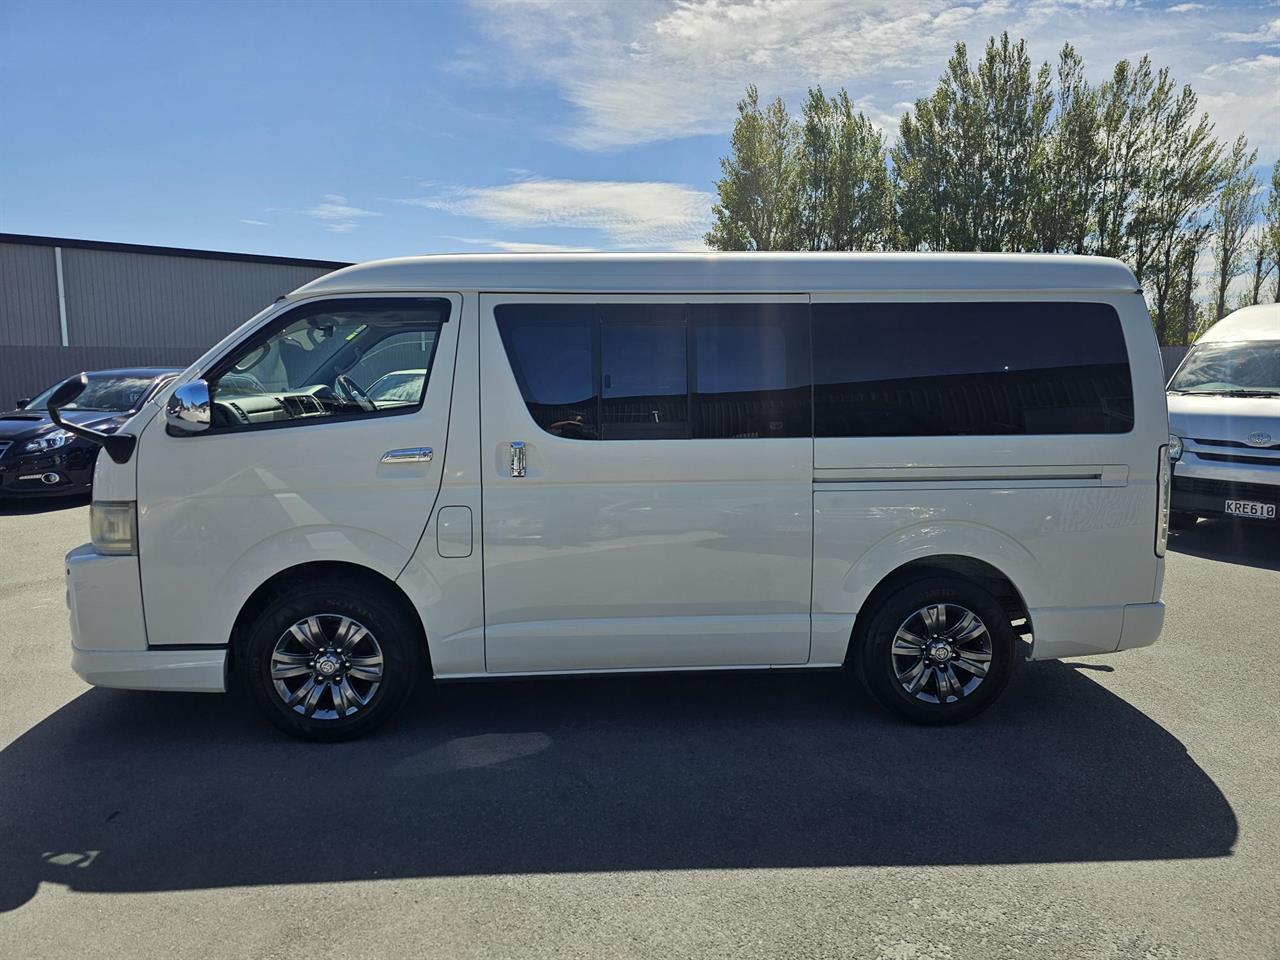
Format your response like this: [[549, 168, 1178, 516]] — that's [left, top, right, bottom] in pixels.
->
[[26, 375, 156, 412], [1169, 340, 1280, 396]]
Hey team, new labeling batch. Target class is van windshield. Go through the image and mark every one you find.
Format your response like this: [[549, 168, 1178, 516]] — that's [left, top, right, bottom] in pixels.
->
[[1169, 340, 1280, 397]]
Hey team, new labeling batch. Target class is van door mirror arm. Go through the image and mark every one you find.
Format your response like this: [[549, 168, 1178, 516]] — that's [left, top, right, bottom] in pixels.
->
[[45, 372, 138, 465]]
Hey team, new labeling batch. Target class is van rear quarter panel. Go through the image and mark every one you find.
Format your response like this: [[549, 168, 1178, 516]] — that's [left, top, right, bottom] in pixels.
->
[[810, 291, 1166, 662]]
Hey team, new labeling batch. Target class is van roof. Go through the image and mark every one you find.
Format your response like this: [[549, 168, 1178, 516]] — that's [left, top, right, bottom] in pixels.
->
[[292, 252, 1141, 298], [1195, 302, 1280, 343]]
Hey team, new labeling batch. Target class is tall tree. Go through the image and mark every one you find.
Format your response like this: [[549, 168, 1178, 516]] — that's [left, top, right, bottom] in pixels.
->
[[1093, 58, 1159, 261], [705, 86, 799, 251], [1033, 44, 1104, 253], [1127, 73, 1225, 342], [796, 87, 893, 250], [893, 34, 1051, 251], [1210, 135, 1259, 320], [1265, 163, 1280, 302]]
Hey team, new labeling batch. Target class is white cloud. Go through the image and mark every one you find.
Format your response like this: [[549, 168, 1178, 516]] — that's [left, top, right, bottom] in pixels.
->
[[1217, 17, 1280, 43], [304, 194, 381, 233], [240, 218, 271, 227], [1199, 54, 1280, 154], [399, 177, 713, 248], [468, 0, 1280, 155]]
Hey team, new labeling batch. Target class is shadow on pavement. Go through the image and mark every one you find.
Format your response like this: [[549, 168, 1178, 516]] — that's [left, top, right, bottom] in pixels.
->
[[0, 493, 89, 517], [1169, 517, 1280, 571], [0, 663, 1236, 911]]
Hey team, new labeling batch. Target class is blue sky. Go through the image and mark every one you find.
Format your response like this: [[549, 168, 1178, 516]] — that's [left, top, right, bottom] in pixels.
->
[[2, 0, 1277, 262]]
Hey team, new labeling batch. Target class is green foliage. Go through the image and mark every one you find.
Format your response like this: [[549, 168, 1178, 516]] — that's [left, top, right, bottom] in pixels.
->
[[1210, 136, 1259, 322], [706, 86, 799, 251], [707, 33, 1273, 344]]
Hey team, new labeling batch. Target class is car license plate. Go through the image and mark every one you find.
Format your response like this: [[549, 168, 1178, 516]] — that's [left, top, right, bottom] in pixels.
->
[[1224, 499, 1276, 519]]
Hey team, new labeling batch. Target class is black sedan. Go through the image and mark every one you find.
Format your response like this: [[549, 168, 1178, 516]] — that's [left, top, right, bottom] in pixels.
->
[[0, 368, 180, 498]]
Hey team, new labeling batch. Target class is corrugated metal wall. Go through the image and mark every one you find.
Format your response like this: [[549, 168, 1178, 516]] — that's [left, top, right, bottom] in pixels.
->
[[0, 243, 61, 346], [0, 239, 339, 402], [61, 248, 332, 348]]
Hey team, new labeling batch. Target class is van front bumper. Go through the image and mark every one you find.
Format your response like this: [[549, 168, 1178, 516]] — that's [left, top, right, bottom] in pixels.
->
[[66, 542, 226, 693]]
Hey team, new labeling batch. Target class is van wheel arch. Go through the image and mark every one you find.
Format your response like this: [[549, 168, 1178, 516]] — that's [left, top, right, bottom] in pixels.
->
[[229, 561, 431, 683], [846, 555, 1031, 666]]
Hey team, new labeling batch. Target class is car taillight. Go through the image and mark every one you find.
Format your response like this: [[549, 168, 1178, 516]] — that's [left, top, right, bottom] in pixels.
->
[[1155, 445, 1171, 557]]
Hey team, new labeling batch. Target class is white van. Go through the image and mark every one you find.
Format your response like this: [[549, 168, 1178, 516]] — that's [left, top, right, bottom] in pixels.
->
[[1167, 303, 1280, 527], [57, 253, 1170, 740]]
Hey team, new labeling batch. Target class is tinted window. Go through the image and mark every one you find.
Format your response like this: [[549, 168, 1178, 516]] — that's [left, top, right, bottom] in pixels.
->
[[813, 302, 1133, 436], [496, 305, 599, 439], [690, 304, 810, 438], [207, 297, 447, 430], [601, 306, 688, 439], [498, 302, 813, 441]]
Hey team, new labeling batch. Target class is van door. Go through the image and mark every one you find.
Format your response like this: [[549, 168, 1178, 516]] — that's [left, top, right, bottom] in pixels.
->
[[479, 294, 813, 672], [136, 294, 460, 650]]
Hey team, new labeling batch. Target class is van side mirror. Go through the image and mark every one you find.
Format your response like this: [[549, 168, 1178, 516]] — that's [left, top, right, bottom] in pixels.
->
[[47, 372, 139, 464], [166, 380, 211, 435], [15, 397, 30, 409]]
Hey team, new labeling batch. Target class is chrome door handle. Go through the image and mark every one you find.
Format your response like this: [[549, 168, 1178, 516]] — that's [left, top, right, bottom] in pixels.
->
[[509, 440, 526, 478], [380, 446, 433, 464]]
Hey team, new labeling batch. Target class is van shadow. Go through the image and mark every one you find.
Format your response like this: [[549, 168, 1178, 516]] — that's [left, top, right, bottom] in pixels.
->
[[1169, 518, 1280, 572], [0, 663, 1235, 911]]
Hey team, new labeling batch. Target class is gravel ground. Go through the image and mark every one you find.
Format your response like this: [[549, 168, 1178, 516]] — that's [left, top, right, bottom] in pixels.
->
[[0, 497, 1277, 959]]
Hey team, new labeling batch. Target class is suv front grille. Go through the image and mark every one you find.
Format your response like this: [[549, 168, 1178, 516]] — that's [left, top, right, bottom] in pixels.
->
[[1194, 437, 1280, 451], [1195, 451, 1280, 467]]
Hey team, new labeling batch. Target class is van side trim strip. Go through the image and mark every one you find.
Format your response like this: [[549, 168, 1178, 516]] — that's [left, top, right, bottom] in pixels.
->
[[813, 464, 1128, 487]]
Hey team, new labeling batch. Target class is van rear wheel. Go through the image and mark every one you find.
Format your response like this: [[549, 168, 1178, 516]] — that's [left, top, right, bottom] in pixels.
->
[[242, 578, 421, 741], [854, 576, 1016, 725]]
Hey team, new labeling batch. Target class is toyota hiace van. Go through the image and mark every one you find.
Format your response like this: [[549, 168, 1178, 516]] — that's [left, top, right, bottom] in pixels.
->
[[1167, 302, 1280, 527], [56, 253, 1170, 740]]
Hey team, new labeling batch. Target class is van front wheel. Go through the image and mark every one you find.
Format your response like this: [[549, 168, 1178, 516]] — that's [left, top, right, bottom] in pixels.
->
[[854, 576, 1016, 724], [242, 579, 421, 741]]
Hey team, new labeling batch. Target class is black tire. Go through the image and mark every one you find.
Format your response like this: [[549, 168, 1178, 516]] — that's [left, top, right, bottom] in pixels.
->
[[1169, 511, 1197, 531], [242, 577, 422, 741], [853, 575, 1016, 725]]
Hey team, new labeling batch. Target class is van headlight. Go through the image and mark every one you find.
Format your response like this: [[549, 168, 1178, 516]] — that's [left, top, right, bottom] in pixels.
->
[[91, 500, 138, 556], [23, 429, 75, 453], [1168, 435, 1184, 462]]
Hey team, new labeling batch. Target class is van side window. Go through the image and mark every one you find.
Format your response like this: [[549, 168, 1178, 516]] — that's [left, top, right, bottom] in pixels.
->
[[601, 306, 688, 439], [812, 302, 1134, 436], [497, 303, 812, 441], [206, 297, 448, 430], [496, 304, 600, 439], [690, 304, 810, 438]]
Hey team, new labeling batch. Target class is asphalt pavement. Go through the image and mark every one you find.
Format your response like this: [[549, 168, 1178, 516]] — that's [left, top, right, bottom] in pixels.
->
[[0, 496, 1277, 959]]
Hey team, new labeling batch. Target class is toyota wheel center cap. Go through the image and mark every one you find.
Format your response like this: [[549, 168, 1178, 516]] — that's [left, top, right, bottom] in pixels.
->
[[317, 657, 340, 676]]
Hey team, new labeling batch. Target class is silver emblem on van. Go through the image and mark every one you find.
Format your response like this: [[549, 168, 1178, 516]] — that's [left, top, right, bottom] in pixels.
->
[[1247, 432, 1272, 447]]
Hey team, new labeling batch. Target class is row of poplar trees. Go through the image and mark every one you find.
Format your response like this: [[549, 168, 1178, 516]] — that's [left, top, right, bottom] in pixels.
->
[[706, 34, 1280, 346]]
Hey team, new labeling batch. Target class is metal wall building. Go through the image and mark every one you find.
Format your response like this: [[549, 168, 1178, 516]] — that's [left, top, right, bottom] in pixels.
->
[[0, 233, 347, 403]]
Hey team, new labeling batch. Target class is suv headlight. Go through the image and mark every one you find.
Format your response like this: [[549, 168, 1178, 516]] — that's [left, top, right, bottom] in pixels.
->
[[91, 501, 138, 556], [23, 429, 75, 453], [1168, 435, 1184, 462]]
